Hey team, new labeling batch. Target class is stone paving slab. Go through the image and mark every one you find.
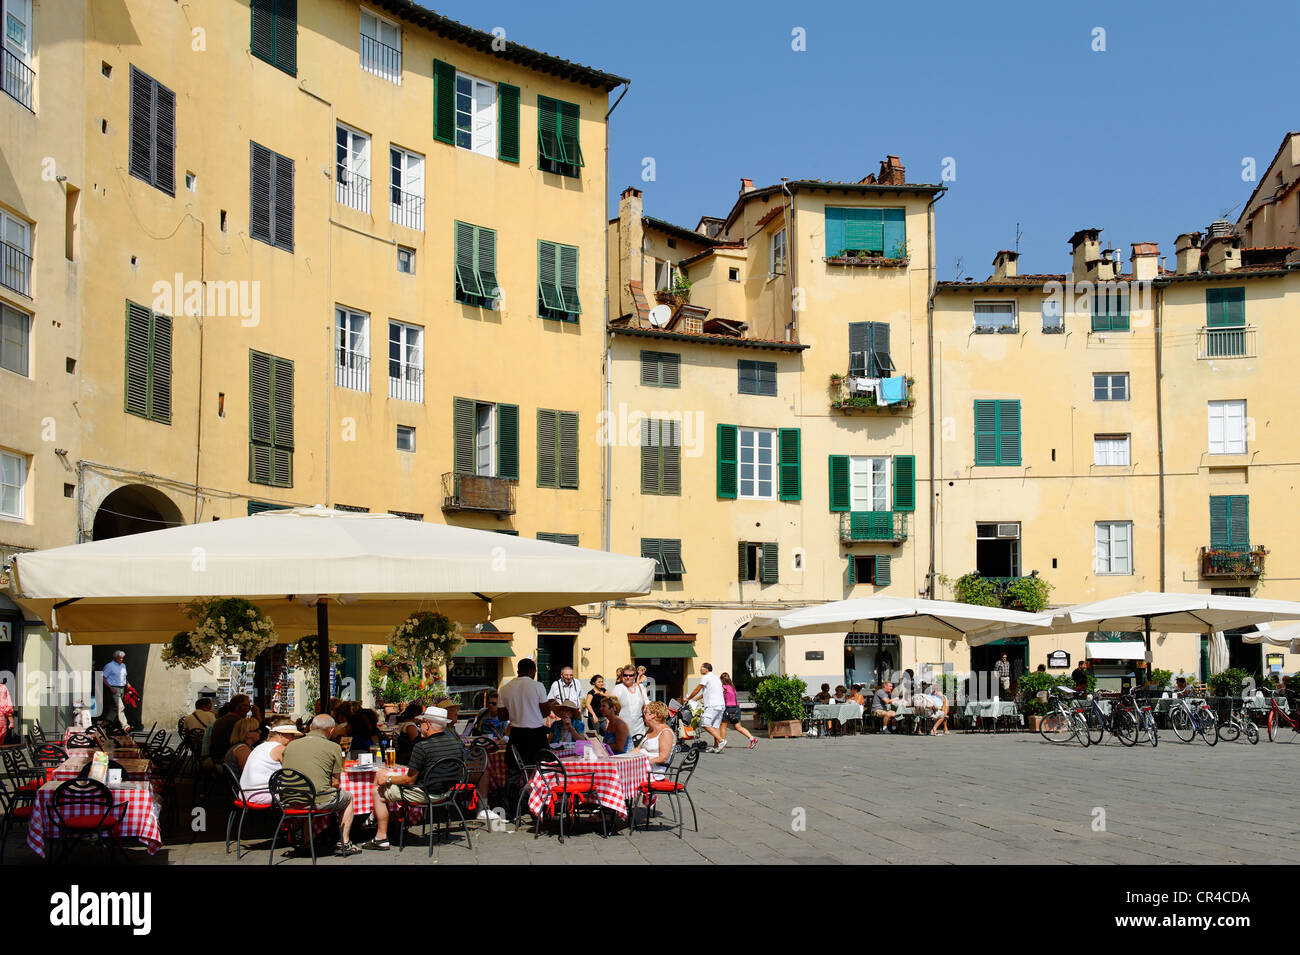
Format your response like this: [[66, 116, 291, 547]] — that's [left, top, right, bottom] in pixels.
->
[[7, 732, 1298, 865]]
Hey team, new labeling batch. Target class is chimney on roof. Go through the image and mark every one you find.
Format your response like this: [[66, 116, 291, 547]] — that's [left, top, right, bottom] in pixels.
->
[[1203, 232, 1242, 274], [1130, 242, 1159, 282], [1068, 228, 1104, 282], [877, 155, 906, 186], [991, 250, 1019, 280], [617, 187, 646, 318], [620, 186, 642, 201], [1174, 232, 1203, 275], [740, 178, 754, 194]]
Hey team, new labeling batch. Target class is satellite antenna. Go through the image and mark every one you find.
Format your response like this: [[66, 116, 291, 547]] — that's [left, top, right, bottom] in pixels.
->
[[648, 304, 671, 328]]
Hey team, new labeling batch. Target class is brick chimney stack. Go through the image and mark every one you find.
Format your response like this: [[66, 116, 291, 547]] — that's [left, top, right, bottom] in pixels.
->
[[992, 250, 1019, 280], [1068, 228, 1104, 282], [1174, 232, 1203, 274], [617, 186, 646, 318], [877, 155, 906, 186], [1130, 242, 1159, 282], [739, 178, 754, 194], [1203, 234, 1242, 274]]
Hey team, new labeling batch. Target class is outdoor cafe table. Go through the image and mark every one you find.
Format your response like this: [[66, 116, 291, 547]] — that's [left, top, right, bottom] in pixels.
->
[[526, 752, 651, 821], [27, 780, 163, 859], [812, 703, 863, 725], [50, 756, 151, 782], [340, 763, 407, 817], [962, 700, 1023, 729]]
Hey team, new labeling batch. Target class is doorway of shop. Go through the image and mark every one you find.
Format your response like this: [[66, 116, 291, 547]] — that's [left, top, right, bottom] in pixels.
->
[[535, 634, 574, 691], [969, 638, 1028, 699]]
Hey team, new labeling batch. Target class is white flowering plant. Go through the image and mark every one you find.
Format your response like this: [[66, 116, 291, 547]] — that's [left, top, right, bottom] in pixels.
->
[[386, 611, 464, 674], [180, 597, 279, 663], [286, 634, 344, 672], [160, 630, 213, 670]]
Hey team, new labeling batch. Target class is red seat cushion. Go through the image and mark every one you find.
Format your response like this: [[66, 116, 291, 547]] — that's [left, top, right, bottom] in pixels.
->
[[640, 780, 683, 793], [12, 806, 33, 818], [19, 780, 41, 791], [60, 814, 119, 830], [233, 800, 272, 810], [279, 806, 321, 815]]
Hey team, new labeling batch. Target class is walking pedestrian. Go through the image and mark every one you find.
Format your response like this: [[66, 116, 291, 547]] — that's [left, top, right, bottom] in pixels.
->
[[101, 650, 130, 732], [718, 672, 756, 749]]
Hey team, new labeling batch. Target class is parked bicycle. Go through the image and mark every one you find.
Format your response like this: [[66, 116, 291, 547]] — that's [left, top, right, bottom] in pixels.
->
[[1080, 691, 1138, 746], [1169, 695, 1218, 745], [1039, 686, 1091, 747], [1216, 698, 1259, 745], [1264, 693, 1298, 743], [1121, 691, 1159, 748]]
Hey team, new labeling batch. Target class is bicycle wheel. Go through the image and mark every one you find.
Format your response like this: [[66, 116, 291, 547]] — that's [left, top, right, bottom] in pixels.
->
[[1086, 709, 1105, 746], [1040, 709, 1074, 744], [1245, 720, 1259, 745], [1073, 712, 1091, 747], [1217, 719, 1240, 743], [1115, 708, 1138, 747], [1199, 713, 1218, 746], [1171, 706, 1195, 742], [1146, 713, 1159, 748], [1267, 711, 1278, 742]]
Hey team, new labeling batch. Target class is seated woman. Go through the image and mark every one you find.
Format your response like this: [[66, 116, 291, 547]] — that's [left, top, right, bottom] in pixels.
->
[[631, 701, 676, 780], [345, 706, 382, 759], [239, 723, 302, 805], [600, 695, 630, 754], [925, 684, 950, 736], [223, 717, 262, 776], [472, 693, 508, 740], [393, 701, 423, 765], [549, 700, 586, 744]]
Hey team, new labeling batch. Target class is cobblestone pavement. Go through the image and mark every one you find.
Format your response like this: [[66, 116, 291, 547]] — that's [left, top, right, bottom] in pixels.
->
[[10, 731, 1298, 864]]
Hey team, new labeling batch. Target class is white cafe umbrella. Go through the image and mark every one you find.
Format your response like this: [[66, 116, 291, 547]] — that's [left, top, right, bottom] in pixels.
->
[[8, 506, 655, 708], [742, 596, 1054, 642], [1240, 621, 1300, 654], [1208, 631, 1230, 675]]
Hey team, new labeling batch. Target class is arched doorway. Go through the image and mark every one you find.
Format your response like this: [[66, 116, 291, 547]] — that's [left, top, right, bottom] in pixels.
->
[[631, 620, 691, 702], [90, 485, 186, 729]]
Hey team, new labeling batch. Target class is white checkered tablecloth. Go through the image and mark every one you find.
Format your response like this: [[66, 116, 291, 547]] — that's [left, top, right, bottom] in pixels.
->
[[527, 754, 650, 820], [27, 781, 162, 859]]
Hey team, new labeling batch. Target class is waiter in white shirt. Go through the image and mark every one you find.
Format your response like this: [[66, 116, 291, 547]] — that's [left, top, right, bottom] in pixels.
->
[[683, 662, 728, 752], [498, 658, 552, 777], [546, 665, 585, 741]]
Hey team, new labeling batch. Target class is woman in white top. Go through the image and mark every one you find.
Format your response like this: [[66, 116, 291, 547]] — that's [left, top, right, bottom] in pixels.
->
[[238, 724, 302, 805], [610, 666, 650, 739], [631, 701, 676, 781]]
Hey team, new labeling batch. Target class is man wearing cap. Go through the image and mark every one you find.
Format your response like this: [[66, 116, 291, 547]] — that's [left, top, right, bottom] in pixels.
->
[[281, 714, 360, 857], [238, 723, 302, 807], [365, 706, 492, 850], [547, 665, 585, 742], [101, 650, 130, 732]]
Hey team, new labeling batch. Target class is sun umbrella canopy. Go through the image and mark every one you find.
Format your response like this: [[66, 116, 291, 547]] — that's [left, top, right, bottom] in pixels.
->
[[741, 596, 1055, 641], [9, 506, 655, 645], [1058, 591, 1300, 635], [1240, 622, 1300, 654]]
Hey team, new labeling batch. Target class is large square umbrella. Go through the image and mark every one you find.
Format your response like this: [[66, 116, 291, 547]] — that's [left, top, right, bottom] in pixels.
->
[[8, 506, 655, 709], [741, 596, 1055, 642]]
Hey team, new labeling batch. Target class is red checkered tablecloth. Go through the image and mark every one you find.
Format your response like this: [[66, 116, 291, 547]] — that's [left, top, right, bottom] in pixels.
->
[[340, 765, 407, 816], [527, 754, 650, 820], [27, 781, 162, 858], [50, 756, 151, 782]]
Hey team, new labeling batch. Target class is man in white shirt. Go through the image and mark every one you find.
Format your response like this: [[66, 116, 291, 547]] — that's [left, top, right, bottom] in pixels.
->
[[547, 665, 585, 741], [609, 665, 649, 740], [499, 658, 552, 773], [683, 662, 727, 752]]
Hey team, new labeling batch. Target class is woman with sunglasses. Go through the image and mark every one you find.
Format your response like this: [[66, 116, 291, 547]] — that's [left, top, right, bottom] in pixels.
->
[[609, 665, 650, 740]]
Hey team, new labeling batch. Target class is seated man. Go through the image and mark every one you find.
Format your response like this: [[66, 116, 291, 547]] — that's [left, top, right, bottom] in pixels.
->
[[279, 714, 359, 857], [813, 683, 832, 704], [182, 697, 216, 733], [871, 681, 903, 734], [1173, 677, 1192, 697], [365, 706, 499, 851]]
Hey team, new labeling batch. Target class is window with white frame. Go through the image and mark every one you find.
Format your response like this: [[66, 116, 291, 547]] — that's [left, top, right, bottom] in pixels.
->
[[397, 246, 415, 274], [973, 301, 1017, 333], [1208, 399, 1247, 455], [654, 259, 674, 292], [388, 320, 423, 402], [454, 71, 495, 156], [849, 455, 891, 511], [1095, 521, 1133, 575], [738, 427, 776, 500], [396, 425, 415, 452], [1041, 296, 1063, 332], [3, 0, 33, 110], [1093, 372, 1128, 401], [769, 229, 786, 278], [0, 448, 25, 520], [389, 146, 424, 231], [359, 7, 401, 83], [335, 123, 371, 212], [1, 302, 29, 377], [1093, 434, 1130, 466], [334, 306, 369, 392], [1, 209, 31, 297]]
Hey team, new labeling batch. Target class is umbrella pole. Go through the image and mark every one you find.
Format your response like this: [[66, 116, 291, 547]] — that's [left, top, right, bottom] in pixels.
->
[[317, 601, 330, 715]]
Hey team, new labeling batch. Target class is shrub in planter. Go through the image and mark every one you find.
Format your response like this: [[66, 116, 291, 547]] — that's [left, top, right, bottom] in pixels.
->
[[1148, 668, 1174, 692], [1208, 667, 1251, 698], [953, 573, 999, 608], [1003, 575, 1053, 613], [1017, 671, 1071, 716], [753, 674, 807, 723]]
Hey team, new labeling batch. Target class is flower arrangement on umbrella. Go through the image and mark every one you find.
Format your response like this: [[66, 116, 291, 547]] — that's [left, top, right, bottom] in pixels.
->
[[160, 597, 279, 669], [386, 611, 464, 675]]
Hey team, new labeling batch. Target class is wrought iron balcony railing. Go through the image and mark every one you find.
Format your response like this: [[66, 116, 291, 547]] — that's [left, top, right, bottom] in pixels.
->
[[1197, 326, 1256, 360], [441, 472, 517, 515], [839, 511, 909, 544], [2, 47, 34, 112], [1199, 546, 1266, 579]]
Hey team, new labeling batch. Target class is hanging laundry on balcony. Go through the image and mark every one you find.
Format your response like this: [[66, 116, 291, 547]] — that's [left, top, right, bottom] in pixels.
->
[[851, 377, 879, 396], [877, 376, 906, 406]]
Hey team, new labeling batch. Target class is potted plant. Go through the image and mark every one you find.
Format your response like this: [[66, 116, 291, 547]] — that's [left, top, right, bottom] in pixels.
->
[[387, 611, 464, 676], [162, 598, 279, 669], [1017, 670, 1069, 731], [1003, 575, 1054, 613], [953, 573, 999, 608], [753, 674, 807, 738]]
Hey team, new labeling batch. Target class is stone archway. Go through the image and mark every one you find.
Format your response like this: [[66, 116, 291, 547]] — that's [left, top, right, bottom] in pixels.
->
[[91, 483, 185, 540]]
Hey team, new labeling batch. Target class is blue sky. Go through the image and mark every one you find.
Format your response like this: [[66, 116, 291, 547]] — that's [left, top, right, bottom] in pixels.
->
[[431, 0, 1300, 279]]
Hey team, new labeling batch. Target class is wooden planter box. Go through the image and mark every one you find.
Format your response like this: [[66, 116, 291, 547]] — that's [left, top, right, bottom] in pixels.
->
[[1025, 715, 1042, 732], [767, 719, 803, 739]]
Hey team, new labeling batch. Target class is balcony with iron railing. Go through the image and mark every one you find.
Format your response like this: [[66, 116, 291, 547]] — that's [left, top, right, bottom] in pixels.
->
[[839, 511, 909, 545], [360, 34, 402, 83], [1, 240, 31, 297], [1197, 326, 1256, 360], [388, 365, 423, 403], [2, 47, 34, 112], [830, 371, 914, 414], [335, 169, 370, 214], [1199, 545, 1266, 579], [335, 352, 369, 392], [441, 472, 517, 516], [389, 188, 424, 231]]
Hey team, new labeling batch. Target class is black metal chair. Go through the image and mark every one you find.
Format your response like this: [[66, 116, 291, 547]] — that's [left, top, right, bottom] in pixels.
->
[[506, 744, 538, 826], [635, 745, 701, 838], [266, 768, 344, 866], [532, 749, 605, 843], [129, 722, 158, 745], [48, 778, 127, 863], [222, 763, 272, 860], [147, 746, 182, 835], [0, 770, 37, 861], [27, 721, 47, 748], [2, 744, 46, 791], [31, 743, 67, 774], [65, 732, 97, 749], [394, 756, 472, 856], [455, 744, 489, 818]]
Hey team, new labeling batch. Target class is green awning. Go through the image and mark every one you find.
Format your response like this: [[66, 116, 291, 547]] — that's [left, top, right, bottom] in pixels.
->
[[630, 641, 696, 658], [456, 640, 514, 658]]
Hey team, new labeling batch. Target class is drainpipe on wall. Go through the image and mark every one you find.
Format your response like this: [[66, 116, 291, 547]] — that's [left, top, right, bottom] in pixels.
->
[[1154, 281, 1166, 590], [299, 79, 335, 506], [924, 187, 947, 599], [781, 179, 794, 341], [193, 220, 205, 523]]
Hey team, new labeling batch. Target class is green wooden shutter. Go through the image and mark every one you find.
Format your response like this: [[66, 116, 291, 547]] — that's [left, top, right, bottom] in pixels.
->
[[150, 312, 173, 424], [537, 96, 560, 162], [640, 418, 659, 494], [558, 244, 580, 316], [661, 353, 680, 388], [825, 207, 846, 257], [640, 351, 659, 386], [269, 355, 294, 487], [453, 397, 475, 475], [716, 423, 737, 499], [249, 142, 273, 244], [273, 0, 297, 74], [538, 241, 563, 311], [497, 82, 520, 163], [974, 400, 998, 465], [1207, 288, 1245, 327], [893, 454, 915, 512], [558, 411, 578, 489], [998, 400, 1022, 465], [433, 59, 456, 144], [271, 151, 294, 252], [847, 555, 857, 586], [454, 221, 483, 300], [1229, 495, 1249, 548], [662, 419, 680, 495], [251, 0, 275, 65], [662, 539, 684, 578], [643, 538, 665, 579], [760, 543, 779, 584], [476, 227, 498, 304], [536, 409, 557, 487], [737, 541, 750, 581], [557, 100, 582, 166], [1209, 496, 1230, 549], [496, 403, 519, 480], [882, 209, 906, 258], [778, 428, 801, 501], [828, 455, 850, 511], [874, 555, 891, 586], [249, 351, 273, 483], [124, 301, 151, 418]]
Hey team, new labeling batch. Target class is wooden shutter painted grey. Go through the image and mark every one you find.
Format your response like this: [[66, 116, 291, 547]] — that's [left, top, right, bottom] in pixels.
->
[[867, 322, 890, 378], [661, 419, 680, 495], [848, 322, 868, 376], [272, 152, 294, 251], [124, 302, 151, 417], [150, 313, 173, 423], [476, 227, 498, 304], [272, 356, 294, 450], [661, 539, 684, 578], [496, 403, 520, 480], [453, 397, 475, 475], [538, 241, 563, 311], [250, 142, 273, 244], [153, 83, 176, 195], [642, 538, 665, 579], [128, 68, 152, 183], [251, 0, 275, 64], [249, 350, 273, 483], [274, 0, 297, 74], [759, 542, 779, 583], [455, 221, 482, 299], [640, 417, 658, 494], [129, 67, 174, 195], [558, 244, 580, 315], [537, 410, 557, 487], [874, 555, 891, 586], [640, 351, 658, 386], [737, 541, 750, 580]]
